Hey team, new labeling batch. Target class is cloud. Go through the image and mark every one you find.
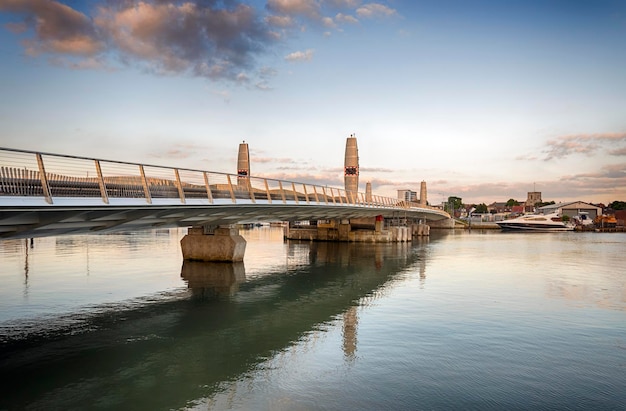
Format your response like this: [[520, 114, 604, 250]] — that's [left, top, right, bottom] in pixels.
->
[[149, 143, 213, 161], [0, 0, 275, 82], [321, 16, 336, 28], [95, 1, 274, 81], [257, 171, 342, 187], [266, 0, 322, 21], [255, 81, 272, 90], [608, 146, 626, 156], [515, 154, 539, 161], [211, 89, 231, 103], [562, 163, 626, 181], [335, 13, 358, 24], [552, 163, 626, 202], [0, 0, 398, 83], [360, 166, 393, 173], [285, 48, 314, 62], [253, 156, 301, 164], [0, 0, 104, 56], [542, 132, 626, 161], [48, 55, 111, 70], [423, 162, 626, 205], [4, 21, 28, 33], [265, 14, 295, 28], [325, 0, 362, 8], [356, 3, 397, 19]]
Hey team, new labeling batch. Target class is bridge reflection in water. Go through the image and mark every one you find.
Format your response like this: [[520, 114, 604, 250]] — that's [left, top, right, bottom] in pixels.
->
[[0, 236, 430, 410]]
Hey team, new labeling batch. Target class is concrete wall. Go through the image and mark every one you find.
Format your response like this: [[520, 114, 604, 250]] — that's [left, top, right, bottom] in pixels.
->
[[284, 221, 432, 242]]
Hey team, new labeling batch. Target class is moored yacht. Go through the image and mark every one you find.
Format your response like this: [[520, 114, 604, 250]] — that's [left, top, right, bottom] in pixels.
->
[[496, 212, 574, 232]]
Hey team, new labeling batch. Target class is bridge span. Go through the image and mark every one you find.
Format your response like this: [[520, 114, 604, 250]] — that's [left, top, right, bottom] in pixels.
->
[[1, 147, 450, 260]]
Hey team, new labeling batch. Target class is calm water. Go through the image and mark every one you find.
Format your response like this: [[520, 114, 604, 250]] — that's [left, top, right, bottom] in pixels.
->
[[0, 227, 625, 410]]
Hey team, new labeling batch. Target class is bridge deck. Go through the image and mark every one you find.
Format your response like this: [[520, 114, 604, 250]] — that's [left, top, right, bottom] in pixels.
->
[[0, 148, 449, 239]]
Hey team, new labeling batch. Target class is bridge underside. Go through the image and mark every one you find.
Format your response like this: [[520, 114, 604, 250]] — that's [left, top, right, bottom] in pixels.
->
[[0, 200, 448, 240]]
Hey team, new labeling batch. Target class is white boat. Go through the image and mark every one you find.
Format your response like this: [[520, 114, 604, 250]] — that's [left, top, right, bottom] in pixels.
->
[[571, 211, 594, 227], [496, 212, 575, 232]]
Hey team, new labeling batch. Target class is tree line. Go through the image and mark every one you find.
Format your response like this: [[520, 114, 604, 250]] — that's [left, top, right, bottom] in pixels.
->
[[443, 197, 626, 214]]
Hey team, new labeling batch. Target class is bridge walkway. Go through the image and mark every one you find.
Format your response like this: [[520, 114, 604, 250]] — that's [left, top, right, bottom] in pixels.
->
[[0, 148, 449, 239]]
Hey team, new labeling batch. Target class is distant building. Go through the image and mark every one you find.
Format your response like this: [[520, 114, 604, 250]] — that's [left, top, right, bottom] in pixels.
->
[[398, 189, 418, 203], [511, 205, 525, 214], [613, 210, 626, 226], [525, 191, 542, 212], [488, 202, 508, 213], [537, 201, 602, 220]]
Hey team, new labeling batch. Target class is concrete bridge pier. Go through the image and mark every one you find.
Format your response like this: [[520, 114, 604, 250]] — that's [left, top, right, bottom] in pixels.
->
[[282, 216, 437, 243], [411, 222, 430, 237], [180, 225, 246, 262]]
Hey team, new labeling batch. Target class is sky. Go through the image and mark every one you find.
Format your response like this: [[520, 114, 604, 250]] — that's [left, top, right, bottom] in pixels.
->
[[0, 0, 625, 206]]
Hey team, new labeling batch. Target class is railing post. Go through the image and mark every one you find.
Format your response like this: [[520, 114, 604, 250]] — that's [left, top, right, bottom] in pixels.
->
[[138, 165, 152, 204], [264, 179, 272, 204], [329, 187, 336, 204], [203, 172, 214, 203], [226, 175, 236, 203], [302, 184, 310, 204], [313, 186, 320, 204], [278, 181, 286, 203], [174, 169, 186, 204], [36, 153, 53, 204], [94, 160, 109, 204], [291, 182, 299, 204]]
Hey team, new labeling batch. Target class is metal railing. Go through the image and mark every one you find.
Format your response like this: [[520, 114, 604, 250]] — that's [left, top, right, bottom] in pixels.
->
[[0, 147, 440, 214]]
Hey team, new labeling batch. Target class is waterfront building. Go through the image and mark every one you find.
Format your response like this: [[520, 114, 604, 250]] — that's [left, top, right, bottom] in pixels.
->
[[488, 202, 508, 214], [537, 201, 602, 220]]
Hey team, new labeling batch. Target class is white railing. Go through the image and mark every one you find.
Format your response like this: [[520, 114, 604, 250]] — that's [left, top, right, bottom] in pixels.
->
[[0, 147, 441, 214]]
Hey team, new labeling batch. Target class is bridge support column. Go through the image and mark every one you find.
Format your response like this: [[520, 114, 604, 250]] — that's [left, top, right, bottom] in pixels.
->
[[338, 219, 351, 241], [375, 215, 384, 232], [411, 223, 430, 236], [180, 225, 246, 262]]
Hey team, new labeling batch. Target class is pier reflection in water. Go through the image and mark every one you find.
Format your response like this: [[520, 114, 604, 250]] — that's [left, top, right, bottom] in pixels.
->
[[181, 261, 246, 298], [0, 230, 422, 410]]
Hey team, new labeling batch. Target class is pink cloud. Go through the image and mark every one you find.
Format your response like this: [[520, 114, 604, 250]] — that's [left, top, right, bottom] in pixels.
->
[[542, 132, 626, 160]]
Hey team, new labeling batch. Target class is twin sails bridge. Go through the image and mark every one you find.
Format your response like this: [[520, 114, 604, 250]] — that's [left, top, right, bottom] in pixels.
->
[[0, 147, 450, 242]]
